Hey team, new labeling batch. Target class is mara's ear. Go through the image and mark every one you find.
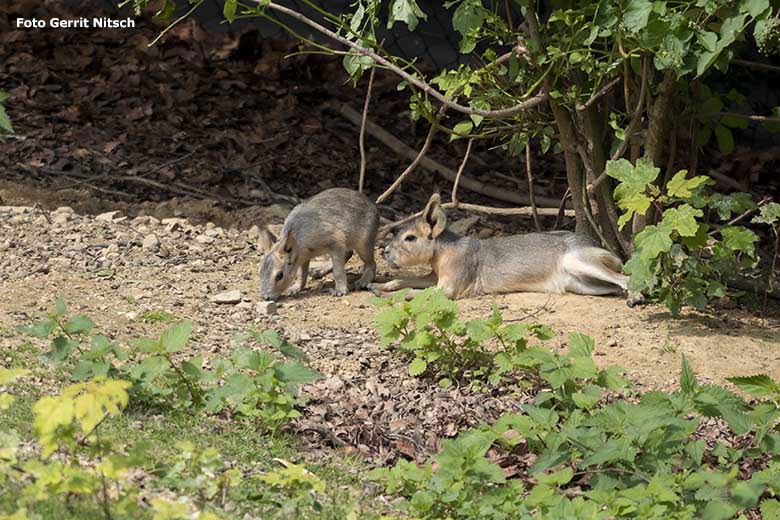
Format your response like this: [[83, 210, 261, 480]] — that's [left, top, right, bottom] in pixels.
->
[[258, 226, 277, 252], [422, 193, 446, 238], [278, 232, 297, 260]]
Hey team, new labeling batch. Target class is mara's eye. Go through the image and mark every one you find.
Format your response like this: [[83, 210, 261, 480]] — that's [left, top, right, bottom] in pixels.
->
[[404, 235, 417, 242], [275, 272, 284, 282]]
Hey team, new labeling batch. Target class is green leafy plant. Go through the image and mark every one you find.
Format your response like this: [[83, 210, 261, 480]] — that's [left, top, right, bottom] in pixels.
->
[[18, 298, 321, 432], [372, 354, 780, 519], [373, 288, 554, 387], [609, 158, 760, 314], [0, 91, 12, 135], [374, 289, 629, 410]]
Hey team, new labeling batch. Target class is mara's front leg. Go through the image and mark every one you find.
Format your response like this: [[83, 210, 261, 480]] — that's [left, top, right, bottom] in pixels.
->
[[368, 272, 437, 299], [285, 261, 310, 296], [329, 248, 350, 296]]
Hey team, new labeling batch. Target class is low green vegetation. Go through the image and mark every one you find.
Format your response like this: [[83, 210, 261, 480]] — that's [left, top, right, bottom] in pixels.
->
[[3, 292, 779, 519]]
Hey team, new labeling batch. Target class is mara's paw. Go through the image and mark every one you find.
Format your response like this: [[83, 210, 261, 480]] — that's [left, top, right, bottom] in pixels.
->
[[329, 287, 348, 297], [626, 292, 646, 308]]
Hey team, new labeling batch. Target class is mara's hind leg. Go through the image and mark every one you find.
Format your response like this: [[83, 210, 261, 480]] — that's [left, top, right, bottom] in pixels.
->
[[562, 249, 629, 295], [368, 272, 437, 297], [353, 242, 376, 290], [310, 251, 353, 279]]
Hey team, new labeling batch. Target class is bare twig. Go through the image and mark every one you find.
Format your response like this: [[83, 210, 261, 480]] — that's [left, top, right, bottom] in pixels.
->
[[379, 201, 575, 236], [712, 111, 780, 124], [264, 1, 548, 117], [708, 197, 771, 236], [576, 77, 621, 112], [335, 102, 563, 208], [358, 67, 376, 193], [374, 105, 447, 204], [590, 56, 649, 191], [707, 169, 746, 191], [553, 187, 571, 230], [732, 58, 780, 74], [525, 143, 541, 231], [140, 148, 199, 179], [451, 139, 475, 206], [148, 0, 204, 47]]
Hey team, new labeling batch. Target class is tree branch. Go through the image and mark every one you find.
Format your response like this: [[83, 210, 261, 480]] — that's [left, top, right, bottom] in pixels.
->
[[358, 66, 376, 193], [525, 142, 541, 231], [451, 139, 474, 206], [264, 1, 548, 117]]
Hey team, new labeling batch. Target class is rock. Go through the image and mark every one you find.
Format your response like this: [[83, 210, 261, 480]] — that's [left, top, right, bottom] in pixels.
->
[[606, 338, 618, 348], [248, 225, 261, 240], [95, 210, 121, 222], [195, 234, 215, 244], [125, 311, 139, 320], [478, 228, 494, 239], [162, 217, 188, 231], [210, 289, 242, 304], [52, 212, 71, 225], [10, 206, 32, 215], [256, 300, 278, 315], [448, 215, 480, 235], [204, 226, 224, 238], [142, 233, 160, 251], [53, 206, 75, 214]]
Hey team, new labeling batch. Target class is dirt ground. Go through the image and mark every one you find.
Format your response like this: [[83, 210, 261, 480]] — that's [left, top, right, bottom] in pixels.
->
[[2, 182, 779, 463]]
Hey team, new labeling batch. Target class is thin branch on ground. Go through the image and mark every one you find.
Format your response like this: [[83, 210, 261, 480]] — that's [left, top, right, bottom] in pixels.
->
[[525, 143, 541, 231], [732, 58, 780, 74], [335, 102, 563, 208], [263, 1, 548, 117], [451, 139, 475, 206], [379, 201, 575, 237]]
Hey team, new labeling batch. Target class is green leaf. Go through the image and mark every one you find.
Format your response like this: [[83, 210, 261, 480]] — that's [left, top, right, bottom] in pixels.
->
[[662, 205, 704, 237], [680, 354, 697, 394], [623, 0, 653, 33], [63, 314, 96, 335], [633, 224, 673, 261], [0, 91, 9, 103], [727, 374, 779, 397], [451, 120, 473, 139], [54, 297, 67, 316], [0, 105, 13, 133], [388, 0, 427, 31], [715, 124, 735, 155], [752, 202, 780, 226], [665, 170, 709, 199], [761, 499, 780, 520], [18, 319, 57, 339], [741, 0, 770, 18], [720, 226, 758, 253], [160, 320, 193, 353], [452, 0, 488, 54], [274, 362, 322, 385], [223, 0, 237, 22], [568, 332, 595, 357], [155, 0, 176, 20], [409, 357, 427, 377]]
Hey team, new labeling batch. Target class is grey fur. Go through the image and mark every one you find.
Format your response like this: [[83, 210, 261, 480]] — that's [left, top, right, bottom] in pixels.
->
[[259, 188, 379, 300]]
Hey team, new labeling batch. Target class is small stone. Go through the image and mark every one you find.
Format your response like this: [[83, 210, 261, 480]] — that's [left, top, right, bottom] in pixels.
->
[[299, 333, 312, 341], [210, 289, 242, 304], [606, 338, 618, 348], [54, 206, 75, 214], [52, 212, 71, 225], [478, 228, 494, 239], [195, 234, 215, 244], [10, 206, 32, 215], [125, 311, 139, 320], [248, 225, 261, 240], [95, 210, 121, 222], [142, 233, 160, 250], [256, 300, 278, 315], [162, 217, 188, 231]]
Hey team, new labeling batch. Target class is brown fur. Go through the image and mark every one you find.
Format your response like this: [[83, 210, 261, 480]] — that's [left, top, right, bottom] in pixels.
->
[[259, 188, 379, 300], [372, 194, 641, 304]]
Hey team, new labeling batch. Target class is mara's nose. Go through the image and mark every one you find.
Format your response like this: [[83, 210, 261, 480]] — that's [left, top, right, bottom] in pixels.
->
[[383, 246, 391, 259]]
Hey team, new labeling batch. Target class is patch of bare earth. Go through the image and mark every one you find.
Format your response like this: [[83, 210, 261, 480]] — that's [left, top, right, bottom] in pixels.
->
[[1, 201, 779, 466]]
